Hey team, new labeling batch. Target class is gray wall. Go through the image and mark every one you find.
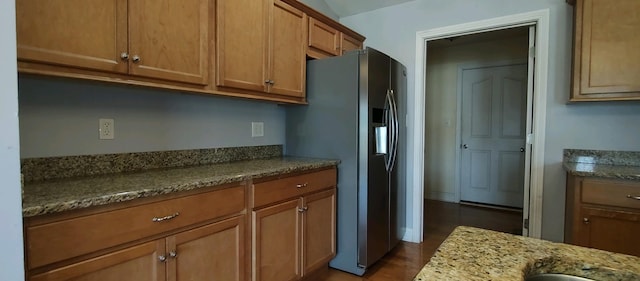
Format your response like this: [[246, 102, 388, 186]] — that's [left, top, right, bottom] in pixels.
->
[[0, 1, 25, 280], [19, 75, 286, 158], [300, 0, 339, 20], [340, 0, 640, 242]]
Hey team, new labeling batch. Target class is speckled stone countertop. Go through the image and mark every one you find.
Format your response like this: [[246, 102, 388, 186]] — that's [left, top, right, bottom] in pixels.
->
[[22, 157, 338, 217], [564, 149, 640, 180], [414, 226, 640, 281]]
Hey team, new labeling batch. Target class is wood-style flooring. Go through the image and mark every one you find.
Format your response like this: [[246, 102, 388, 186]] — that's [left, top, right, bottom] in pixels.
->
[[324, 199, 522, 280]]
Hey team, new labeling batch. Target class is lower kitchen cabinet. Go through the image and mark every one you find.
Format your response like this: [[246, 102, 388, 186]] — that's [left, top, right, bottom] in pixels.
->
[[565, 175, 640, 256], [577, 207, 640, 256], [30, 216, 245, 281], [253, 199, 301, 281], [251, 168, 337, 281], [30, 240, 166, 281], [302, 189, 336, 275], [25, 185, 247, 281], [171, 216, 246, 281]]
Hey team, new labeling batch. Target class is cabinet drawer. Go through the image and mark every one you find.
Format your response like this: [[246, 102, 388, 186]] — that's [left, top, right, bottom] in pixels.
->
[[582, 179, 640, 210], [252, 168, 336, 208], [27, 185, 245, 269]]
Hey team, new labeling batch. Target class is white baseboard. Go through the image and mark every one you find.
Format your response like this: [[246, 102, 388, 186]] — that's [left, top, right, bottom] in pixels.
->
[[401, 227, 421, 243], [425, 191, 457, 203]]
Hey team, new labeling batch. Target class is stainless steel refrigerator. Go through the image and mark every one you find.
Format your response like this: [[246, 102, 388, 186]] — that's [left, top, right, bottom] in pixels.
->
[[285, 47, 406, 276]]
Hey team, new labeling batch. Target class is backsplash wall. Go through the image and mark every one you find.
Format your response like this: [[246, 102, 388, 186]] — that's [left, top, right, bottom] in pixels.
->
[[18, 75, 286, 158]]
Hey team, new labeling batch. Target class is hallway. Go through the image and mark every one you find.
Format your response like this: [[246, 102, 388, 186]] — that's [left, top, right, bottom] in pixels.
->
[[325, 200, 522, 280]]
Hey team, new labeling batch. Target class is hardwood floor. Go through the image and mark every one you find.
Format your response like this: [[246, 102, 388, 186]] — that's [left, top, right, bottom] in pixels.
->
[[324, 199, 522, 280]]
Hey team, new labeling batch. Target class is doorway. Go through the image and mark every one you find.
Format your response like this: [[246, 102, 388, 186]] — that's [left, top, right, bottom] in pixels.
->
[[410, 10, 550, 243], [424, 28, 529, 238]]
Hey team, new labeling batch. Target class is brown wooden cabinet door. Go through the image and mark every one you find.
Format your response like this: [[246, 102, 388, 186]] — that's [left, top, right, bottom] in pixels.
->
[[572, 0, 640, 100], [308, 17, 340, 58], [253, 199, 301, 281], [268, 1, 306, 97], [16, 0, 128, 74], [340, 33, 363, 55], [30, 240, 165, 281], [578, 207, 640, 256], [128, 0, 209, 85], [168, 216, 245, 281], [301, 188, 336, 276], [216, 0, 268, 92]]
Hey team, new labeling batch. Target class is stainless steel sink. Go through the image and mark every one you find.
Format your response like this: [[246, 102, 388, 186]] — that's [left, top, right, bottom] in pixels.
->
[[525, 274, 595, 281]]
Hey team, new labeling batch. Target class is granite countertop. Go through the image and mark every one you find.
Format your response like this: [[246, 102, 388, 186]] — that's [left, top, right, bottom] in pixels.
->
[[414, 226, 640, 281], [22, 157, 338, 217], [563, 162, 640, 180], [563, 149, 640, 180]]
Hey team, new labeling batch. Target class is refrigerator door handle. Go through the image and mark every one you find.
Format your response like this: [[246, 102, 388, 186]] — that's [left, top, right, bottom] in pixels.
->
[[384, 90, 394, 172], [389, 89, 399, 171]]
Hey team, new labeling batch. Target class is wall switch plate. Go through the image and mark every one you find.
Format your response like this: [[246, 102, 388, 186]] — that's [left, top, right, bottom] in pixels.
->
[[99, 118, 115, 139], [252, 122, 264, 137]]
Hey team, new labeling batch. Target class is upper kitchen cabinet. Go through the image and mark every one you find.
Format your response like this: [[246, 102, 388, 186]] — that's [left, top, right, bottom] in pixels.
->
[[308, 18, 341, 58], [281, 0, 365, 59], [16, 0, 210, 86], [16, 0, 128, 74], [216, 0, 268, 93], [570, 0, 640, 101], [217, 0, 306, 101], [307, 19, 364, 57], [127, 0, 209, 85], [270, 1, 307, 98], [340, 33, 364, 55]]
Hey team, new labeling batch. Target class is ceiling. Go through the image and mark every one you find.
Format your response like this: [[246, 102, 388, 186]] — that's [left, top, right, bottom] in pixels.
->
[[323, 0, 414, 18]]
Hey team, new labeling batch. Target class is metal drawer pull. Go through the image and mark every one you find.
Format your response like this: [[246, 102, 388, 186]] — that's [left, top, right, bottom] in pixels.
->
[[627, 195, 640, 200], [296, 183, 308, 188], [152, 212, 180, 222]]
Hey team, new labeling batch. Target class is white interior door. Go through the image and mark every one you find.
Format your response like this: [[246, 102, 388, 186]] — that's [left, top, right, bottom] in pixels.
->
[[522, 25, 536, 236], [460, 63, 527, 208]]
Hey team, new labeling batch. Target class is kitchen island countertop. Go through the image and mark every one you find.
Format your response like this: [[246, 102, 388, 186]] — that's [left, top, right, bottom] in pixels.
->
[[414, 226, 640, 281], [22, 156, 338, 217]]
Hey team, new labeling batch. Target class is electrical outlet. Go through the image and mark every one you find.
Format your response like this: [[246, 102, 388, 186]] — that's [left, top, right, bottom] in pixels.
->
[[99, 118, 115, 140], [252, 122, 264, 137]]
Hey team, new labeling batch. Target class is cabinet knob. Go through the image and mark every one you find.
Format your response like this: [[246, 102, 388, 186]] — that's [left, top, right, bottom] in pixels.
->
[[296, 183, 308, 188], [158, 255, 167, 262], [120, 52, 129, 61], [132, 55, 141, 63], [270, 80, 275, 85], [264, 80, 275, 85], [583, 218, 590, 224], [297, 206, 308, 213], [169, 251, 177, 258]]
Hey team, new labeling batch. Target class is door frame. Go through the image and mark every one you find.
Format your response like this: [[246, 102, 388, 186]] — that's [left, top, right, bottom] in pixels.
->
[[455, 59, 528, 205], [410, 9, 549, 242]]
